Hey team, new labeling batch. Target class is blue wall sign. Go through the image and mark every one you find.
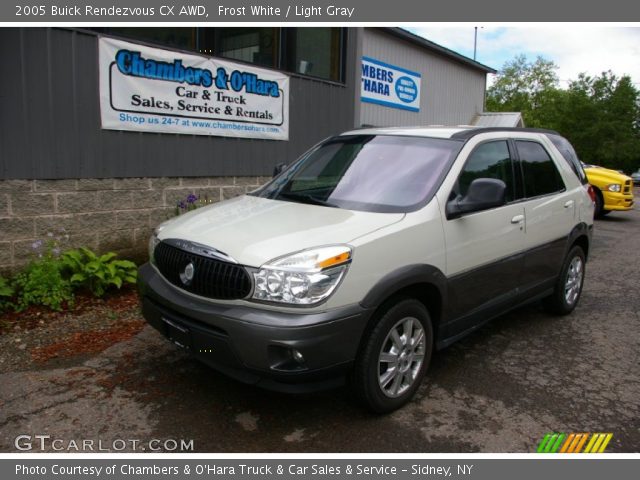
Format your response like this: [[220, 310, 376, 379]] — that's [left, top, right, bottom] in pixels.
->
[[361, 56, 421, 112]]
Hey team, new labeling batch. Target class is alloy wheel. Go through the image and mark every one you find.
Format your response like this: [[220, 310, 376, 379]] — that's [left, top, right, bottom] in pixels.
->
[[378, 316, 426, 398]]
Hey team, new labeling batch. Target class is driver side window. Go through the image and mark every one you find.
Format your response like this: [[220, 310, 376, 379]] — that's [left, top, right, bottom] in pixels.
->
[[457, 141, 516, 203]]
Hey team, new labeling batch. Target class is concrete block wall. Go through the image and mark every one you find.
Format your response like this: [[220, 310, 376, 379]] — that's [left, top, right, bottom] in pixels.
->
[[0, 176, 270, 274]]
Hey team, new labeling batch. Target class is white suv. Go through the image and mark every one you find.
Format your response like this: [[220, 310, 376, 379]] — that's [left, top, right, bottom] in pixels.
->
[[139, 127, 594, 412]]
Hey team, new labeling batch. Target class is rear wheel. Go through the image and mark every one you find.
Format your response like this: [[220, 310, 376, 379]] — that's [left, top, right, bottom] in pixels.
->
[[544, 246, 586, 315], [352, 299, 433, 413]]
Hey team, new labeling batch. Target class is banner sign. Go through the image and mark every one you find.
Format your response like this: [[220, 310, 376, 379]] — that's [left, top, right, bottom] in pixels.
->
[[360, 56, 421, 112], [99, 37, 289, 140]]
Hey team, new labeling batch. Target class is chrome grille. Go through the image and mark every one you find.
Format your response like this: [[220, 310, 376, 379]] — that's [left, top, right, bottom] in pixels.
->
[[154, 241, 252, 300]]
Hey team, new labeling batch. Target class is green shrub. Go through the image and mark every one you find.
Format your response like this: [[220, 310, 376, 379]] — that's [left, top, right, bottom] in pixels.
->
[[62, 247, 138, 297], [3, 233, 138, 313], [0, 276, 12, 297], [12, 258, 73, 312], [0, 276, 14, 311]]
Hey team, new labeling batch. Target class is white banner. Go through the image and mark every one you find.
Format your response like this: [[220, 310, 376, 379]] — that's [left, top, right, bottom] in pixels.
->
[[99, 37, 289, 140], [361, 56, 421, 112]]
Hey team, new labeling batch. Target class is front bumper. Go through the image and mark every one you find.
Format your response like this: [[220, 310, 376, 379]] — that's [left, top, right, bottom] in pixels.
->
[[602, 191, 634, 211], [138, 263, 372, 393]]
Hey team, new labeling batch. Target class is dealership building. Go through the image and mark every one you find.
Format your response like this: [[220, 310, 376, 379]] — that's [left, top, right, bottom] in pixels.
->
[[0, 27, 497, 271]]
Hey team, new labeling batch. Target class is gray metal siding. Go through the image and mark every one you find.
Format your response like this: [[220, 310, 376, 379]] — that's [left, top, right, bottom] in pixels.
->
[[0, 28, 357, 179], [360, 29, 487, 128]]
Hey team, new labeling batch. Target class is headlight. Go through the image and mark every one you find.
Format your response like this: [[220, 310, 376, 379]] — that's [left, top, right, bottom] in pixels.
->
[[148, 233, 160, 264], [252, 245, 352, 305], [148, 223, 169, 263], [606, 184, 621, 192]]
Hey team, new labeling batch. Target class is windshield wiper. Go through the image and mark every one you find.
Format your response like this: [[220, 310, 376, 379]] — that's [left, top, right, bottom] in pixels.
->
[[276, 192, 338, 208]]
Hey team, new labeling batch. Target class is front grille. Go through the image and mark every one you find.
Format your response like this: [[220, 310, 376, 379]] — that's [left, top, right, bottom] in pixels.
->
[[624, 180, 631, 194], [154, 241, 252, 300]]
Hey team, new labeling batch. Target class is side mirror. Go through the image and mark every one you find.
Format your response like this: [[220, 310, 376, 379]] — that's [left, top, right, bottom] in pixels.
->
[[272, 163, 287, 178], [446, 178, 507, 219]]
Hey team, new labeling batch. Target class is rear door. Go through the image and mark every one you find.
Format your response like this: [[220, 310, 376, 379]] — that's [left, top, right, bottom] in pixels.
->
[[515, 138, 576, 292]]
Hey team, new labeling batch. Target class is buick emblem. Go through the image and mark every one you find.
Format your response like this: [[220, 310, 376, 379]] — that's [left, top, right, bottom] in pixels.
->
[[180, 262, 195, 285]]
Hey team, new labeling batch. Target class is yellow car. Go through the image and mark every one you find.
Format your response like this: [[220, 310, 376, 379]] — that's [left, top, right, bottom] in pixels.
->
[[583, 164, 634, 217]]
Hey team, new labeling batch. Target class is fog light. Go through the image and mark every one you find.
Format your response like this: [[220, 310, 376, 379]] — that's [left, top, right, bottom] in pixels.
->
[[292, 349, 305, 364], [268, 345, 308, 371]]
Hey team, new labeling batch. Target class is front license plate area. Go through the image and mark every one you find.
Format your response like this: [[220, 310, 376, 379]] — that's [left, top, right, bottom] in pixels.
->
[[161, 317, 192, 351]]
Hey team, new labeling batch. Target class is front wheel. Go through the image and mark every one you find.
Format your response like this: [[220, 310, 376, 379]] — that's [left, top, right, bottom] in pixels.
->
[[544, 246, 586, 315], [352, 299, 433, 413], [594, 190, 606, 218]]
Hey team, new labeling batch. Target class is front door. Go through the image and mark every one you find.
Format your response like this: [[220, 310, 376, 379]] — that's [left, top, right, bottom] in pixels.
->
[[439, 139, 526, 337]]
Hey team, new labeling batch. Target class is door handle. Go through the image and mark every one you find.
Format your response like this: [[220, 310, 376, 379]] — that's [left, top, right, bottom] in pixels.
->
[[564, 200, 574, 209], [511, 214, 525, 224]]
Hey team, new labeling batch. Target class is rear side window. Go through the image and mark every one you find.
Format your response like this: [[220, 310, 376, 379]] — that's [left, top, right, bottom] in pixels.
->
[[547, 134, 588, 185], [516, 141, 566, 198], [458, 141, 516, 202]]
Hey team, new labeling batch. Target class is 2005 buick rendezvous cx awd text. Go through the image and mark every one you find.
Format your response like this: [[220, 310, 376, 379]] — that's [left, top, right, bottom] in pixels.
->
[[138, 126, 594, 412]]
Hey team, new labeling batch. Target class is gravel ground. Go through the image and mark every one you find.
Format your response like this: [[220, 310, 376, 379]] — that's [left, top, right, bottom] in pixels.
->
[[0, 191, 639, 453]]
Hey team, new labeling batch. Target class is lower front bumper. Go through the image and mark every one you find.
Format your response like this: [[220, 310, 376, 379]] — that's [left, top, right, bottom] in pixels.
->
[[603, 192, 634, 211], [138, 263, 373, 393]]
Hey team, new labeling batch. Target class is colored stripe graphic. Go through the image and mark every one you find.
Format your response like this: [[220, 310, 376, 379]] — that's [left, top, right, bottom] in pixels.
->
[[536, 434, 552, 453], [573, 433, 590, 453], [537, 433, 566, 453], [559, 433, 576, 453], [537, 433, 613, 453], [584, 433, 613, 453]]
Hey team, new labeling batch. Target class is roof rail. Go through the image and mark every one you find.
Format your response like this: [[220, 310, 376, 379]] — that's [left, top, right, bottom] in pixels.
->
[[450, 127, 560, 140]]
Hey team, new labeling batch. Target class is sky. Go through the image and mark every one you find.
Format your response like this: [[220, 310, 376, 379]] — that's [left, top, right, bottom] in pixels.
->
[[405, 26, 640, 88]]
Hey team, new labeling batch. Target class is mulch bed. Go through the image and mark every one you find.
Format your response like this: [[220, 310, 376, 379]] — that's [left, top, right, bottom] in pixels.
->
[[30, 321, 145, 364], [0, 287, 146, 370], [0, 287, 140, 336]]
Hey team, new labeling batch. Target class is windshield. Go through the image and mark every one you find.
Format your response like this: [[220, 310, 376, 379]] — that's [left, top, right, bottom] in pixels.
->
[[252, 134, 463, 213]]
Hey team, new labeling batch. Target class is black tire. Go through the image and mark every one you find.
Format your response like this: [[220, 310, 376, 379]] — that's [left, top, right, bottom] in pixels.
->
[[544, 246, 586, 315], [352, 298, 433, 413]]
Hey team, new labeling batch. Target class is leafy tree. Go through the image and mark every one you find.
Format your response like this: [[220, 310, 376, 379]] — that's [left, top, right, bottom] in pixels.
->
[[487, 55, 640, 173], [486, 55, 560, 127]]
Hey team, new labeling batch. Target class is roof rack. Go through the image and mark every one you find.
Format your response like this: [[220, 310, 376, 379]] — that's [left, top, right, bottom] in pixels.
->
[[451, 127, 560, 140]]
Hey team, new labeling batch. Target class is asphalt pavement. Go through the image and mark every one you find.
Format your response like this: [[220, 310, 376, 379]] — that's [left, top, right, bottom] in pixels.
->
[[1, 191, 638, 453]]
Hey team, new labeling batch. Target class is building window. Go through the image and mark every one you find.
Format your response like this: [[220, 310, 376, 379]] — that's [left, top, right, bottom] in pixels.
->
[[283, 28, 344, 81], [92, 27, 199, 52], [90, 27, 345, 83], [213, 28, 279, 69]]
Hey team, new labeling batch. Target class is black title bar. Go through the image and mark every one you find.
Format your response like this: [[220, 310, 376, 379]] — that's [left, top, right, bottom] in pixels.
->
[[3, 0, 640, 22]]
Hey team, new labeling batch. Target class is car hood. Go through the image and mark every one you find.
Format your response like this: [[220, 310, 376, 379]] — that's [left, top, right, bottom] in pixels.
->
[[157, 195, 405, 267], [584, 166, 632, 183]]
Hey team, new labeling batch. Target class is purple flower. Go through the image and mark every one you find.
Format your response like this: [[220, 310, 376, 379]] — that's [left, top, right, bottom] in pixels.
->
[[31, 240, 43, 250], [186, 193, 198, 204], [52, 247, 61, 257], [178, 201, 186, 210]]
